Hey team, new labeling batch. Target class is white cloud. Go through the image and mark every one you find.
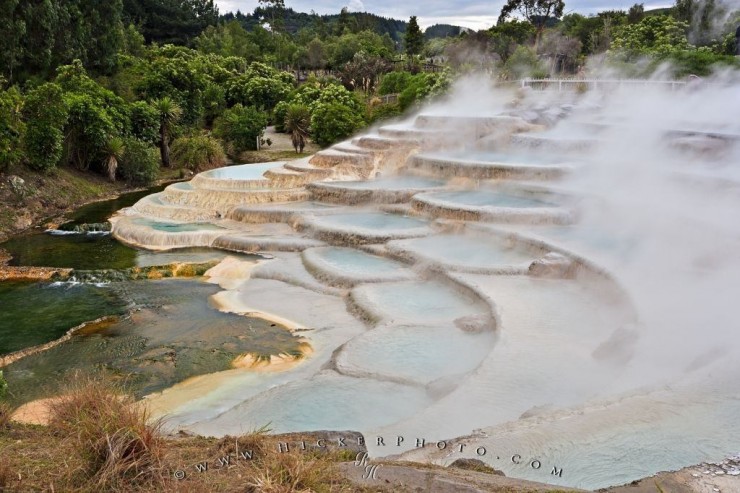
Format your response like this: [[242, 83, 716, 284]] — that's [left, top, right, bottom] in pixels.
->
[[214, 1, 679, 29], [347, 0, 365, 12]]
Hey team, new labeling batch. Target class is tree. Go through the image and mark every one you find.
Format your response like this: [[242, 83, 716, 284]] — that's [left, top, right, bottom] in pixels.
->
[[102, 136, 125, 182], [0, 86, 24, 173], [213, 104, 268, 154], [610, 15, 691, 60], [309, 102, 364, 147], [154, 97, 183, 168], [284, 104, 310, 153], [405, 16, 424, 57], [627, 4, 645, 24], [23, 83, 68, 172], [171, 134, 226, 171], [118, 137, 159, 185], [258, 0, 286, 33], [498, 0, 566, 45]]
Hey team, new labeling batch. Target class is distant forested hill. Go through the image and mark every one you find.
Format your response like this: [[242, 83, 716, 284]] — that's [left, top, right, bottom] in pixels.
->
[[222, 7, 462, 43], [424, 24, 464, 39]]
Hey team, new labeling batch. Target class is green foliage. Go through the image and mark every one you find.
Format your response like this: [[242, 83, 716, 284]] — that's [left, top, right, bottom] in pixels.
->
[[368, 102, 402, 123], [63, 93, 118, 170], [310, 84, 363, 114], [128, 101, 159, 145], [118, 137, 159, 185], [503, 45, 548, 79], [23, 83, 68, 172], [154, 96, 183, 168], [1, 0, 125, 83], [498, 0, 565, 39], [378, 72, 413, 95], [171, 134, 226, 171], [610, 15, 691, 60], [213, 104, 268, 154], [0, 86, 24, 173], [284, 104, 311, 153], [668, 47, 739, 76], [489, 20, 537, 61], [122, 0, 219, 46], [273, 100, 290, 132], [405, 16, 424, 56], [398, 73, 446, 110], [310, 102, 364, 147]]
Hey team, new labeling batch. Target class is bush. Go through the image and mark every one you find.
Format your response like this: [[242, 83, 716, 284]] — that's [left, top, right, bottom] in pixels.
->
[[48, 375, 164, 490], [23, 83, 68, 172], [273, 100, 290, 133], [213, 104, 268, 154], [171, 134, 226, 172], [378, 71, 413, 95], [368, 102, 402, 123], [118, 138, 159, 185], [0, 87, 24, 174], [128, 101, 159, 145], [503, 45, 548, 79], [310, 102, 364, 147]]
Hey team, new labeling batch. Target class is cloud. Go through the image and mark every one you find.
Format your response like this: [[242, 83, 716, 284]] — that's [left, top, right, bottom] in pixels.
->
[[214, 1, 677, 29], [347, 0, 365, 11]]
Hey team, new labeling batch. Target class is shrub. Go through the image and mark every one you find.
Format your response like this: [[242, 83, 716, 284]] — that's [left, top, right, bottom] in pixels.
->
[[0, 87, 24, 174], [503, 45, 548, 79], [171, 134, 226, 171], [118, 138, 159, 185], [378, 71, 413, 95], [284, 104, 311, 153], [369, 102, 402, 123], [48, 375, 164, 490], [213, 104, 268, 154], [128, 101, 159, 145], [310, 102, 364, 147], [273, 100, 290, 133], [23, 83, 68, 172]]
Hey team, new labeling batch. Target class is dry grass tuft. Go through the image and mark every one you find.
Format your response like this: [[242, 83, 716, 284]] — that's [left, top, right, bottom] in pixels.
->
[[47, 374, 164, 491], [0, 401, 13, 430]]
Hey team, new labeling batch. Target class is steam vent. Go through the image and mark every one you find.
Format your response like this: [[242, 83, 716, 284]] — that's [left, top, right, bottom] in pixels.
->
[[113, 83, 740, 489]]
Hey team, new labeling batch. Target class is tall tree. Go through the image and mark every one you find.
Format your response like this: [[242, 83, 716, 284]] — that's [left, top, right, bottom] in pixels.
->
[[405, 16, 424, 57], [154, 97, 182, 168], [627, 3, 645, 24], [498, 0, 565, 45]]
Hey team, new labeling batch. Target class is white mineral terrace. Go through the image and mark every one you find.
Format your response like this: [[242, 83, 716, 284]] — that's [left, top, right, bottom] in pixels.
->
[[112, 83, 740, 490]]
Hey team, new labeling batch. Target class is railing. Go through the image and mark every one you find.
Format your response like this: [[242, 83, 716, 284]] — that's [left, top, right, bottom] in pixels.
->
[[519, 78, 688, 91]]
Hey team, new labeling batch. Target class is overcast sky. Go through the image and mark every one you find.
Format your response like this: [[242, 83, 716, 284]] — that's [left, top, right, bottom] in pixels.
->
[[215, 1, 675, 30]]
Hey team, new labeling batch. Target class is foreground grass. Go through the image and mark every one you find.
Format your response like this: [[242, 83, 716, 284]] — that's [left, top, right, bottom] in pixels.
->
[[0, 377, 375, 492]]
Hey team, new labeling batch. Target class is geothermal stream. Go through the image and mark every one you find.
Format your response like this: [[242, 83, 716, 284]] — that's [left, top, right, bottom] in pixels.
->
[[110, 78, 740, 490]]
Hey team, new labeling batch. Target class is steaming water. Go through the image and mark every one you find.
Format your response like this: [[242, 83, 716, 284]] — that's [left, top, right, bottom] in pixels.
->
[[336, 324, 496, 385], [302, 246, 415, 284], [416, 190, 556, 208], [313, 176, 444, 191], [350, 280, 489, 325], [426, 150, 568, 166], [305, 212, 431, 238], [192, 371, 433, 434], [387, 234, 538, 271]]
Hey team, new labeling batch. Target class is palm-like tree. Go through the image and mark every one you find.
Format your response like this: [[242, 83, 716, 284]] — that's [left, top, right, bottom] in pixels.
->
[[102, 136, 124, 182], [154, 97, 183, 167], [285, 104, 311, 154]]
